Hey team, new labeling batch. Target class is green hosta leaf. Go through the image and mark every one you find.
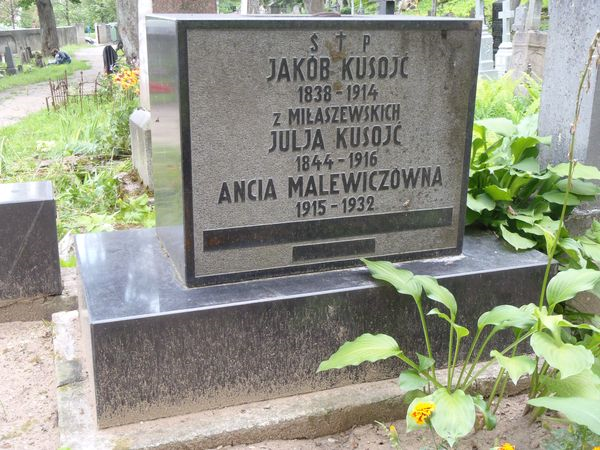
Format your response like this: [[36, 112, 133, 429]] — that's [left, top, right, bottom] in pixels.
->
[[406, 393, 434, 432], [478, 304, 536, 330], [512, 157, 540, 173], [476, 118, 517, 137], [484, 185, 513, 201], [417, 352, 435, 371], [528, 397, 600, 435], [530, 332, 594, 379], [398, 369, 429, 391], [428, 308, 469, 338], [541, 190, 581, 206], [490, 350, 536, 385], [414, 275, 457, 318], [430, 388, 476, 447], [540, 369, 600, 400], [546, 269, 600, 308], [361, 259, 422, 300], [500, 225, 537, 250], [467, 192, 496, 213], [511, 137, 540, 163], [472, 394, 497, 430], [549, 162, 600, 180], [556, 179, 600, 196], [579, 237, 600, 263], [559, 238, 587, 269], [317, 333, 401, 372], [516, 114, 540, 137]]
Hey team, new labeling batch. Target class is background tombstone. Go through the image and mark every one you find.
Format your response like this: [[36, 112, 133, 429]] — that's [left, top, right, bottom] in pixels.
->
[[4, 46, 17, 75], [538, 0, 600, 238], [492, 1, 503, 55], [495, 0, 514, 75], [476, 0, 497, 79], [241, 0, 261, 14], [0, 181, 62, 301], [509, 0, 546, 78], [129, 0, 217, 190]]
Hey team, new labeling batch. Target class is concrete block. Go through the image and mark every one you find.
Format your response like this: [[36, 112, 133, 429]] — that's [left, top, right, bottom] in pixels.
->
[[129, 108, 153, 189]]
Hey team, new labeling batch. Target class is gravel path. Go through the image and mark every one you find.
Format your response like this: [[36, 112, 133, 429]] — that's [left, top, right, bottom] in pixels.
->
[[0, 45, 105, 128]]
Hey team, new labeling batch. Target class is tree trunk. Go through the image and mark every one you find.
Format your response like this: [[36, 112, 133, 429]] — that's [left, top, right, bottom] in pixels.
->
[[36, 0, 59, 56]]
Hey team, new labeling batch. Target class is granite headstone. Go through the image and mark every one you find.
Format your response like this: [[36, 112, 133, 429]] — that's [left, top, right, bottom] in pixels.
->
[[0, 181, 62, 300], [4, 46, 16, 75], [149, 15, 481, 286]]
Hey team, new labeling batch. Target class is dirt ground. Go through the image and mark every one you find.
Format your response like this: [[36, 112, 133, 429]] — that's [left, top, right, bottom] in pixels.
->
[[0, 321, 58, 449], [0, 319, 557, 450], [0, 45, 104, 128]]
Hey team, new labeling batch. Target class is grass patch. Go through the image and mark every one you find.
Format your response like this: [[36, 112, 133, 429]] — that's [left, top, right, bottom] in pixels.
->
[[0, 45, 91, 93], [0, 93, 153, 239]]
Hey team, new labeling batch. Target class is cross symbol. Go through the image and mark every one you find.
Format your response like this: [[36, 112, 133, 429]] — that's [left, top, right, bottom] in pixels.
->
[[335, 31, 347, 52], [498, 0, 514, 43]]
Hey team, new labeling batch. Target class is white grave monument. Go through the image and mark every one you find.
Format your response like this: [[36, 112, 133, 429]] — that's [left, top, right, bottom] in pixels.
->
[[495, 0, 514, 75], [476, 0, 497, 79]]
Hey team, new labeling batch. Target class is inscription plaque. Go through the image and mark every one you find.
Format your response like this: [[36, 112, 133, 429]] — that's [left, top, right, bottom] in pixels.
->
[[148, 15, 481, 286]]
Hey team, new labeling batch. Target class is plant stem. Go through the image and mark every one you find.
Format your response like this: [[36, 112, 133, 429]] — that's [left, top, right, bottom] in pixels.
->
[[486, 368, 505, 409], [459, 328, 498, 390], [446, 322, 454, 388], [427, 422, 439, 450], [449, 335, 463, 390], [463, 330, 533, 391], [397, 354, 443, 389], [456, 327, 482, 387], [415, 298, 436, 379]]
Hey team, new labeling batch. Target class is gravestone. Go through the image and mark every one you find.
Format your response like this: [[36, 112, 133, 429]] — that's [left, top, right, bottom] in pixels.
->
[[75, 15, 549, 430], [129, 0, 217, 190], [476, 0, 497, 79], [495, 0, 514, 75], [509, 0, 546, 78], [492, 1, 503, 55], [4, 46, 16, 75], [0, 181, 62, 300], [538, 2, 600, 170]]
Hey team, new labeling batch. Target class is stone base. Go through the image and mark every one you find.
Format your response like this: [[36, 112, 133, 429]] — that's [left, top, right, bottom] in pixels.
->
[[495, 42, 513, 76], [509, 30, 547, 78], [129, 109, 153, 190], [76, 228, 551, 428], [55, 310, 529, 449], [0, 181, 62, 301]]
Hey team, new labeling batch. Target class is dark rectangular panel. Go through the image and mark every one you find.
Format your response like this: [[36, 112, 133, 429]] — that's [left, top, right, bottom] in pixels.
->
[[203, 207, 452, 251], [292, 239, 376, 262]]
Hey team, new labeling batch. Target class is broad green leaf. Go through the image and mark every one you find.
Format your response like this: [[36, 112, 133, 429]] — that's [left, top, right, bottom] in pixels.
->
[[478, 304, 536, 330], [490, 350, 536, 385], [559, 238, 587, 269], [546, 269, 600, 308], [579, 237, 600, 262], [430, 388, 476, 447], [530, 332, 594, 379], [417, 352, 435, 371], [428, 308, 469, 338], [516, 114, 540, 137], [403, 388, 427, 405], [540, 369, 600, 400], [406, 393, 434, 432], [361, 259, 422, 300], [484, 185, 513, 201], [476, 118, 517, 137], [556, 179, 600, 196], [467, 192, 496, 213], [541, 190, 581, 206], [511, 156, 540, 173], [511, 137, 540, 163], [317, 333, 401, 372], [528, 397, 600, 435], [549, 162, 600, 180], [500, 225, 537, 250], [472, 394, 497, 430], [398, 369, 429, 391], [414, 275, 457, 318]]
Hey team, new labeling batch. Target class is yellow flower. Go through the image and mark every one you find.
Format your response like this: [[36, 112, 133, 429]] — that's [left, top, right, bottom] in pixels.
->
[[499, 444, 515, 450], [410, 401, 435, 425], [592, 447, 600, 450]]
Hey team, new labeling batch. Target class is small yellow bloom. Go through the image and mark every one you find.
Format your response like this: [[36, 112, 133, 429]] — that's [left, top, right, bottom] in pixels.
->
[[592, 447, 600, 450], [410, 401, 435, 425], [499, 443, 515, 450]]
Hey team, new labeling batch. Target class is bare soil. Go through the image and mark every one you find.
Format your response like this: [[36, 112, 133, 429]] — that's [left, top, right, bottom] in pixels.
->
[[0, 321, 58, 449]]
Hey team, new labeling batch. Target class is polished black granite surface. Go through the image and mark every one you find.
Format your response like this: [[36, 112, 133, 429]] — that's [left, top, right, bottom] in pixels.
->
[[0, 181, 61, 300], [76, 228, 551, 428], [77, 228, 548, 323]]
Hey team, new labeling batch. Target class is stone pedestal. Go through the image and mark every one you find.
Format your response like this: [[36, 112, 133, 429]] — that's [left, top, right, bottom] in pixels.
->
[[479, 30, 497, 79], [495, 41, 512, 75], [0, 181, 62, 301], [129, 109, 153, 189], [509, 30, 547, 78], [76, 228, 551, 428]]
